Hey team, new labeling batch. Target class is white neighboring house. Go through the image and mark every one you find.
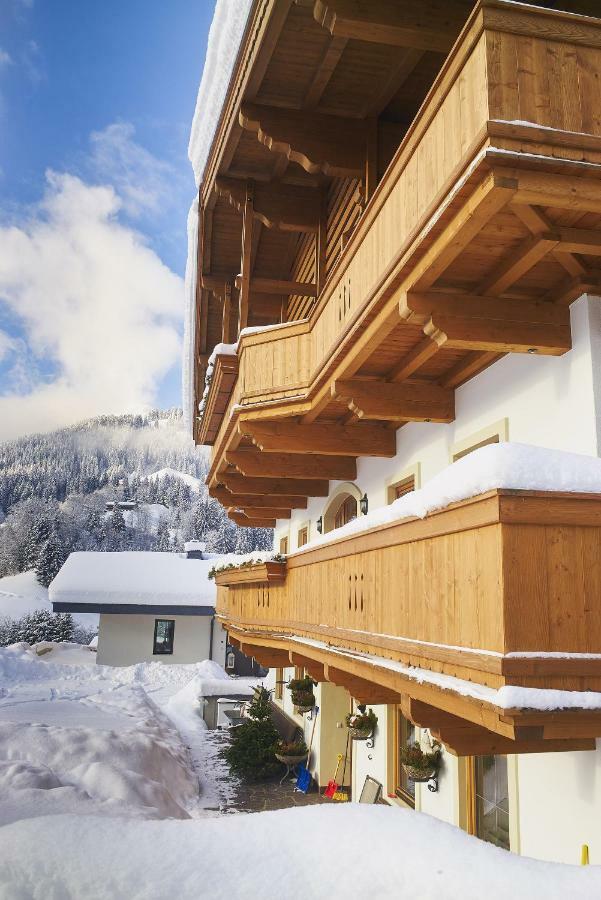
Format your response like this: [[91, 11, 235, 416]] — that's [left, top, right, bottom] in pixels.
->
[[49, 544, 227, 667]]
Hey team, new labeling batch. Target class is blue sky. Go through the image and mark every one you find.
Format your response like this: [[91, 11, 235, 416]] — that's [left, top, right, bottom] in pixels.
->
[[0, 0, 215, 439]]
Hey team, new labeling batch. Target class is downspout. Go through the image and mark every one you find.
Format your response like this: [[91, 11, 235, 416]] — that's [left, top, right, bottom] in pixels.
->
[[209, 614, 214, 661]]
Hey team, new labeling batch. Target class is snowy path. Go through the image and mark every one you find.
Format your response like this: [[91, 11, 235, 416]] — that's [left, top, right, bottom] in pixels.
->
[[0, 643, 254, 825]]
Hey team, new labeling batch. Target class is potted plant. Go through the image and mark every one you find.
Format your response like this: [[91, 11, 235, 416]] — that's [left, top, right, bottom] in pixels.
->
[[346, 708, 378, 740], [274, 738, 308, 766], [399, 742, 441, 783], [287, 675, 316, 713]]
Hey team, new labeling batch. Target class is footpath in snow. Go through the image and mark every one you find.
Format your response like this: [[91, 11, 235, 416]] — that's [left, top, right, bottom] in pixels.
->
[[0, 644, 600, 899]]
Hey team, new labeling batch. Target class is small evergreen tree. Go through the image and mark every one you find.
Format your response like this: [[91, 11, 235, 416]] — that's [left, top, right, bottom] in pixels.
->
[[35, 531, 67, 587], [223, 688, 280, 781]]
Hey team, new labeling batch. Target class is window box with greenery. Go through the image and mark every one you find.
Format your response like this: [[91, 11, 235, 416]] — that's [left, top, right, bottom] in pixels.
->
[[287, 675, 316, 713], [346, 708, 378, 740], [274, 739, 308, 766], [399, 742, 441, 783]]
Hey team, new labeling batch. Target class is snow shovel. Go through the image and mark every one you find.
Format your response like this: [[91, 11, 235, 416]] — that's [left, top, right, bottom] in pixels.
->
[[296, 707, 318, 794], [324, 753, 343, 799], [332, 733, 350, 802]]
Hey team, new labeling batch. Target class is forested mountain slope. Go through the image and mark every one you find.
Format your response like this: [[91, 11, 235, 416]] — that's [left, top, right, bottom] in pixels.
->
[[0, 409, 271, 585]]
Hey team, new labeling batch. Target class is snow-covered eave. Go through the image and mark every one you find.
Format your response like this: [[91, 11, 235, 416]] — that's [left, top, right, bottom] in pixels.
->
[[222, 624, 601, 714]]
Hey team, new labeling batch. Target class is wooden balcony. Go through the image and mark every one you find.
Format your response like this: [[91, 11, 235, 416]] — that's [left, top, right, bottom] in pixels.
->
[[216, 489, 601, 755], [199, 0, 601, 516]]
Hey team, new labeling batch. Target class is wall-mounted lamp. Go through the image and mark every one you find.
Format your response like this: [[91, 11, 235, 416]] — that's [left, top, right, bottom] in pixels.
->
[[360, 494, 369, 515], [316, 516, 323, 534]]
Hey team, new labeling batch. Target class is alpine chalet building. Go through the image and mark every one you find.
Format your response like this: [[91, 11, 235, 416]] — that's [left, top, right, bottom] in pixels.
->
[[185, 0, 601, 862]]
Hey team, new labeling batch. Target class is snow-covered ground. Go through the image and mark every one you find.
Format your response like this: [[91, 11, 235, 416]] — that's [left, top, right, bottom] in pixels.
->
[[0, 569, 98, 630], [0, 643, 600, 899]]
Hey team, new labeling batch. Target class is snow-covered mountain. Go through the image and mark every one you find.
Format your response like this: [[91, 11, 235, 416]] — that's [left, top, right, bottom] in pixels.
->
[[0, 409, 272, 593]]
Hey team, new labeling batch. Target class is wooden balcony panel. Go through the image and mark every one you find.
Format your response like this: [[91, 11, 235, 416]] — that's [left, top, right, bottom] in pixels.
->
[[201, 2, 601, 491], [217, 490, 601, 743], [196, 354, 239, 447]]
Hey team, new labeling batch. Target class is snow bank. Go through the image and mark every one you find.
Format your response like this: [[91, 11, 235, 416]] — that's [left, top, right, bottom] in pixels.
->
[[1, 804, 599, 900], [0, 569, 98, 630], [296, 442, 601, 555], [49, 551, 220, 607]]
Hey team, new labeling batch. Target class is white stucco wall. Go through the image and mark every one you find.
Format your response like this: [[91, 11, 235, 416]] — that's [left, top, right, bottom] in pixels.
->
[[266, 295, 601, 857], [96, 613, 214, 666], [276, 294, 601, 551]]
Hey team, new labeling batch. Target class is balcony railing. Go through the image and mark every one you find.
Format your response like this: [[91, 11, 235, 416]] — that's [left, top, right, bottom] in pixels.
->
[[216, 489, 601, 753], [203, 0, 601, 479]]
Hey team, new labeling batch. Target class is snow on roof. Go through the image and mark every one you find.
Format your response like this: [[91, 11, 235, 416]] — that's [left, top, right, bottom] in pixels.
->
[[147, 468, 202, 491], [49, 552, 220, 610], [188, 0, 253, 186], [296, 442, 601, 555], [183, 1, 252, 433]]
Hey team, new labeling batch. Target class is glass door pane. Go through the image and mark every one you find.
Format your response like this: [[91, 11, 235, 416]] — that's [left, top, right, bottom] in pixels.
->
[[475, 755, 510, 850]]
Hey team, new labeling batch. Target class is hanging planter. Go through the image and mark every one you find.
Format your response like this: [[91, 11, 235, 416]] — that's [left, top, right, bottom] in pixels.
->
[[346, 708, 378, 741], [287, 676, 316, 713], [400, 742, 441, 782], [274, 739, 308, 767]]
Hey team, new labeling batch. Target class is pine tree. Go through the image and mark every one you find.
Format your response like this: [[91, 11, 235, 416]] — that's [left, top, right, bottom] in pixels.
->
[[223, 688, 280, 781], [35, 530, 67, 587], [109, 503, 126, 533]]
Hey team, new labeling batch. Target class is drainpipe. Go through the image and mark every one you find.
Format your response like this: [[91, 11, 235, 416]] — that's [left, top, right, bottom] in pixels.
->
[[209, 614, 214, 661]]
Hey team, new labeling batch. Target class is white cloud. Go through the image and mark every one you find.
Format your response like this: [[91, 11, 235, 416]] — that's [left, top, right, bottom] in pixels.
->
[[0, 164, 183, 442], [0, 50, 12, 68], [0, 330, 15, 361], [90, 122, 176, 219]]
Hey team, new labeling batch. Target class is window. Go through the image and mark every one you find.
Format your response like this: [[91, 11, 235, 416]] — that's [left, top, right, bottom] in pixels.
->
[[451, 419, 508, 463], [323, 484, 362, 533], [453, 434, 499, 462], [334, 494, 358, 529], [153, 619, 174, 655], [388, 475, 415, 505], [395, 711, 416, 807], [279, 536, 288, 555], [470, 756, 510, 850], [275, 667, 283, 701], [297, 526, 309, 547]]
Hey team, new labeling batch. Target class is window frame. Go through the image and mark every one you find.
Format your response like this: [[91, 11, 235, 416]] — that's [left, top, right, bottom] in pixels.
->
[[153, 618, 175, 656], [394, 709, 417, 808], [386, 463, 421, 505], [297, 524, 309, 548], [451, 418, 508, 463]]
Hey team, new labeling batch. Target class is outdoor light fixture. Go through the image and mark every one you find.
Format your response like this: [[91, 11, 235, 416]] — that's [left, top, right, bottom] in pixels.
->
[[316, 516, 323, 533], [360, 493, 369, 515]]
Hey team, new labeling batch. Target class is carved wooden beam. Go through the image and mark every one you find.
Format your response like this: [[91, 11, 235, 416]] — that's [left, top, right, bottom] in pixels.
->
[[313, 0, 467, 53], [324, 664, 399, 703], [401, 291, 572, 356], [212, 486, 308, 509], [331, 379, 455, 423], [232, 506, 291, 520], [230, 512, 277, 529], [216, 176, 321, 233], [240, 102, 365, 178], [218, 473, 330, 497], [239, 421, 396, 457], [240, 644, 289, 667], [226, 449, 357, 480], [289, 652, 325, 682]]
